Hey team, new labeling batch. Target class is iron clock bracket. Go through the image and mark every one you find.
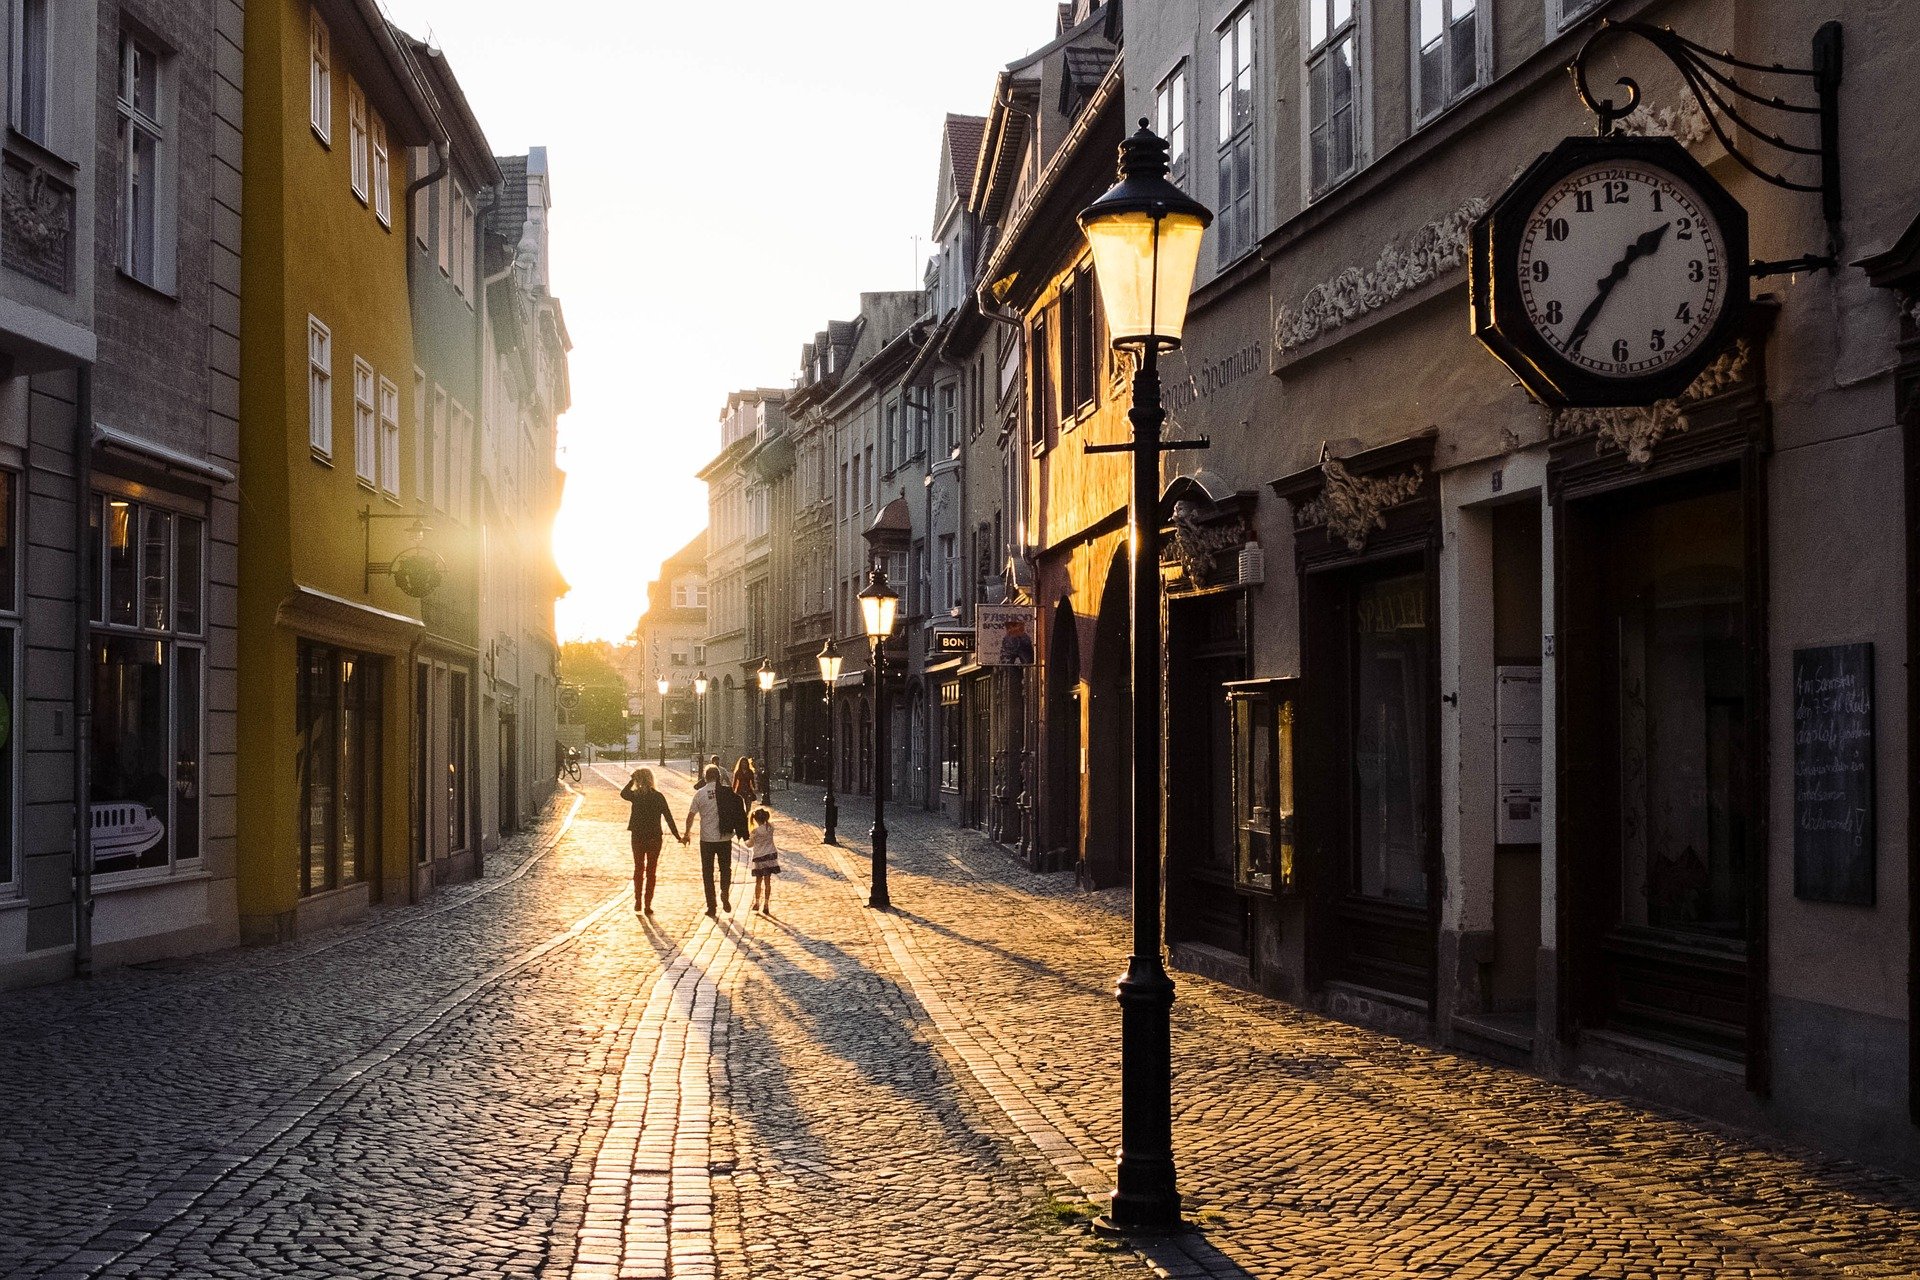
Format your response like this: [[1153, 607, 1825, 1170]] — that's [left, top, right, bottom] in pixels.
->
[[1571, 18, 1843, 268]]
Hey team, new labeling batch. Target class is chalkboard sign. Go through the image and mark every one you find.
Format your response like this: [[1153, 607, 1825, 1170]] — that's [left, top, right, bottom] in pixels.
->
[[1792, 642, 1875, 905]]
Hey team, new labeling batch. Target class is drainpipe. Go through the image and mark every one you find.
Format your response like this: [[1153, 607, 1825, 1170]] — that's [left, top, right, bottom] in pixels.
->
[[72, 366, 94, 978], [474, 242, 516, 877], [400, 141, 447, 905]]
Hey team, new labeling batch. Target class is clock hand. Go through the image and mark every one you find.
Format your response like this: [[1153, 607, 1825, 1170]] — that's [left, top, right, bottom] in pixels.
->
[[1564, 221, 1672, 353]]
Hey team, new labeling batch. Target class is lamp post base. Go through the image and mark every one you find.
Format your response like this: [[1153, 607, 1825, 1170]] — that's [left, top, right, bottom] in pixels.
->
[[1106, 957, 1181, 1234], [823, 793, 839, 845]]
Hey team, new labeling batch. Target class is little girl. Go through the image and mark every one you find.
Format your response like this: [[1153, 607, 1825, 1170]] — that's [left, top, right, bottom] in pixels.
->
[[747, 807, 779, 914]]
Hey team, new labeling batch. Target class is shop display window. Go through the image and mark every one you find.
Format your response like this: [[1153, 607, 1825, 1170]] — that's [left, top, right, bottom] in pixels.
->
[[1228, 677, 1299, 895]]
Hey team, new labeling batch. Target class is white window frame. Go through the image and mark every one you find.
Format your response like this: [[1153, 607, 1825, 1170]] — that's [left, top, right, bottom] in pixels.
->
[[1303, 0, 1368, 200], [347, 79, 368, 202], [116, 29, 176, 292], [308, 318, 333, 458], [352, 358, 376, 486], [11, 0, 54, 150], [412, 368, 427, 501], [1411, 0, 1491, 126], [309, 7, 331, 143], [436, 178, 451, 275], [431, 387, 449, 509], [1216, 7, 1257, 264], [1155, 61, 1189, 191], [371, 113, 391, 226], [378, 375, 401, 498], [1547, 0, 1606, 34]]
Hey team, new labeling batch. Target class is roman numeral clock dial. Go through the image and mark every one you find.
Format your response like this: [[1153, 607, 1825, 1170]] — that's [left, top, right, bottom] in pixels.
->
[[1471, 136, 1749, 407]]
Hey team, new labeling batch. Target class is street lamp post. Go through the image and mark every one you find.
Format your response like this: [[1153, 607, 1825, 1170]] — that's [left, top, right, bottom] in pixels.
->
[[1078, 120, 1212, 1237], [656, 676, 670, 768], [693, 672, 709, 773], [757, 659, 776, 791], [857, 563, 899, 911], [818, 639, 842, 844]]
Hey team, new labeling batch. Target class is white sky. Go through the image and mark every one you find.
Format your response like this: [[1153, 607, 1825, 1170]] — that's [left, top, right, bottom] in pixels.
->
[[377, 0, 1064, 643]]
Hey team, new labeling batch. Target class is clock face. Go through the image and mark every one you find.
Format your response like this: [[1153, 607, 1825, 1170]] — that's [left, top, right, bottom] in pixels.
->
[[1516, 161, 1728, 380]]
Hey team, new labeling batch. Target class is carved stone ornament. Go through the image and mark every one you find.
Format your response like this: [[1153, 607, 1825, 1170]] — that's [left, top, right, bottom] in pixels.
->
[[1547, 341, 1752, 465], [1165, 499, 1252, 587], [1272, 198, 1490, 357], [1, 156, 73, 291], [1616, 97, 1713, 149], [1296, 458, 1426, 553]]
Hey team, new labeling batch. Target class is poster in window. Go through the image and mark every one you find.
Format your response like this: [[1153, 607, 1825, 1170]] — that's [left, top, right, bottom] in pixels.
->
[[1792, 642, 1874, 905]]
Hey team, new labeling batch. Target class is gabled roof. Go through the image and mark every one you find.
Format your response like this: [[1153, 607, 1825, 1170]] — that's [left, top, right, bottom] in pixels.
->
[[944, 114, 986, 197], [393, 28, 504, 188], [1060, 45, 1116, 115]]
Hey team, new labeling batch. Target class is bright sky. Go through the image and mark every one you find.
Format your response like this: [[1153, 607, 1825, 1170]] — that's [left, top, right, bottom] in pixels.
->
[[378, 0, 1063, 643]]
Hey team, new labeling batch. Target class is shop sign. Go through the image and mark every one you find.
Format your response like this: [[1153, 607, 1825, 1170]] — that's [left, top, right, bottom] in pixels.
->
[[975, 605, 1035, 667], [932, 629, 972, 656]]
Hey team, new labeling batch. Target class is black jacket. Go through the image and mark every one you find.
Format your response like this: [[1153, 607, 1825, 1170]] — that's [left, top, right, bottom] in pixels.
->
[[714, 784, 750, 841], [620, 780, 682, 839]]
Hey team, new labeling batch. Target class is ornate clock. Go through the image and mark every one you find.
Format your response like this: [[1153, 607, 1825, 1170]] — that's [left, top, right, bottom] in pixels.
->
[[1471, 134, 1748, 407]]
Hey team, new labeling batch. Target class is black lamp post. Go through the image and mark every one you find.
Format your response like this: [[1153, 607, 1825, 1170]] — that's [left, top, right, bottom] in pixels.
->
[[818, 638, 842, 844], [757, 658, 775, 791], [693, 672, 709, 773], [857, 562, 899, 910], [1078, 121, 1212, 1236], [656, 676, 669, 768]]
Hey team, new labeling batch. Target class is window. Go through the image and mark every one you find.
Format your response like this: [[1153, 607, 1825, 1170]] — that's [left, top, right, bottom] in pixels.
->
[[413, 150, 429, 247], [371, 114, 391, 225], [89, 495, 206, 878], [378, 376, 401, 497], [448, 669, 468, 854], [412, 369, 427, 501], [1033, 313, 1056, 449], [1072, 265, 1096, 412], [0, 472, 17, 888], [883, 403, 898, 473], [431, 388, 448, 508], [1056, 280, 1077, 425], [1156, 63, 1189, 189], [437, 177, 451, 275], [1307, 0, 1360, 196], [940, 383, 958, 454], [309, 7, 331, 142], [938, 534, 959, 615], [348, 79, 368, 200], [940, 681, 961, 792], [297, 643, 382, 895], [863, 446, 874, 507], [1229, 679, 1299, 894], [116, 32, 169, 289], [12, 0, 50, 146], [449, 401, 472, 521], [308, 317, 332, 457], [1550, 0, 1604, 31], [352, 359, 376, 485], [1415, 0, 1482, 121], [1217, 8, 1257, 257]]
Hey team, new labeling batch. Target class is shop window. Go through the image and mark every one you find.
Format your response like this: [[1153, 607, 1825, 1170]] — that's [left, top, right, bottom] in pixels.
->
[[940, 681, 961, 793], [1351, 570, 1430, 905], [1228, 678, 1299, 894], [449, 669, 468, 854], [89, 494, 204, 877], [297, 643, 383, 895]]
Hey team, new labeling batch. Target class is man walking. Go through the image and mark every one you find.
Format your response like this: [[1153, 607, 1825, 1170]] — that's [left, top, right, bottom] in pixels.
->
[[682, 764, 749, 916]]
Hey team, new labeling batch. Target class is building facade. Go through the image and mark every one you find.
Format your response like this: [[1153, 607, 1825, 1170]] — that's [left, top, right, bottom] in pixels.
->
[[235, 0, 437, 940], [632, 530, 706, 766]]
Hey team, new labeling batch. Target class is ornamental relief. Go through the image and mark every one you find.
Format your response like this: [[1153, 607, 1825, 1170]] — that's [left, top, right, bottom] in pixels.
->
[[1295, 458, 1426, 553], [1271, 198, 1490, 357], [1616, 97, 1713, 149], [1163, 499, 1253, 588], [2, 154, 73, 292], [1546, 341, 1753, 466]]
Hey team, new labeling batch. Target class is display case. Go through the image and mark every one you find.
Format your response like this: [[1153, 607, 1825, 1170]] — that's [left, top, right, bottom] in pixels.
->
[[1225, 677, 1300, 895]]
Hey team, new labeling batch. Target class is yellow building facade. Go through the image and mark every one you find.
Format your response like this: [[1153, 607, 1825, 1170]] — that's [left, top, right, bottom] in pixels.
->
[[237, 0, 439, 938]]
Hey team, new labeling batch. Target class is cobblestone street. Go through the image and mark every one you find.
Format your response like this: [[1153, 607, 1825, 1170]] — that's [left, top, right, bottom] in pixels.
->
[[4, 764, 1920, 1279]]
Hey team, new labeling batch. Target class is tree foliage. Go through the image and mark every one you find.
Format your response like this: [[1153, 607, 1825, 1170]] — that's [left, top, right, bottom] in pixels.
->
[[558, 641, 630, 745]]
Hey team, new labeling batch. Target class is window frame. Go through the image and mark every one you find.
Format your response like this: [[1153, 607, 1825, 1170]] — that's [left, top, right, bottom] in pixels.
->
[[11, 0, 53, 149], [116, 29, 175, 291], [308, 317, 333, 459], [1303, 0, 1367, 200], [347, 78, 368, 202], [377, 375, 401, 498], [1155, 61, 1189, 191], [352, 358, 376, 486], [1411, 0, 1491, 126], [1547, 0, 1606, 34], [370, 112, 391, 226], [309, 7, 332, 144], [1216, 6, 1258, 263]]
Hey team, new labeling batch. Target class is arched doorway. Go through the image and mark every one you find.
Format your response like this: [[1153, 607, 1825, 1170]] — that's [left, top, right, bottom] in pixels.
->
[[1085, 550, 1131, 888], [1044, 597, 1082, 867]]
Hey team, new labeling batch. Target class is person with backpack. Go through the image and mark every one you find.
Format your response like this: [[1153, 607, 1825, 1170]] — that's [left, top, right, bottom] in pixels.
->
[[681, 764, 749, 916]]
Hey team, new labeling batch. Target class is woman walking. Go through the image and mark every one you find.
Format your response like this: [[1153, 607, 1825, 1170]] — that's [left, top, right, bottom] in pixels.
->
[[620, 767, 680, 915], [731, 756, 759, 806]]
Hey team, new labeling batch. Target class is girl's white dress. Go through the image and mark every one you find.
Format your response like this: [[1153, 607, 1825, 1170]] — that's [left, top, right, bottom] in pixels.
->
[[748, 824, 779, 876]]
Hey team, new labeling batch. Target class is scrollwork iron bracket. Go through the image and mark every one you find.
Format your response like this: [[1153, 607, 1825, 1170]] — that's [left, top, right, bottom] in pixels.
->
[[1571, 18, 1843, 270]]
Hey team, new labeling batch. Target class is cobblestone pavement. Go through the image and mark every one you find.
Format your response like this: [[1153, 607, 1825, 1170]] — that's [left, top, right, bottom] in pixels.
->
[[4, 764, 1919, 1280]]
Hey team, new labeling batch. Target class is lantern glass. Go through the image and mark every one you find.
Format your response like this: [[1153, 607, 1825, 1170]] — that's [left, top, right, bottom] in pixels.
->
[[656, 678, 669, 696], [1081, 208, 1208, 349], [817, 643, 843, 684], [694, 675, 709, 696], [858, 585, 898, 641], [757, 664, 775, 693]]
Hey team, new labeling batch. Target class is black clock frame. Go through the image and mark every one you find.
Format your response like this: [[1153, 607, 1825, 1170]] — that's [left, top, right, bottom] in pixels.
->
[[1471, 134, 1749, 407]]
